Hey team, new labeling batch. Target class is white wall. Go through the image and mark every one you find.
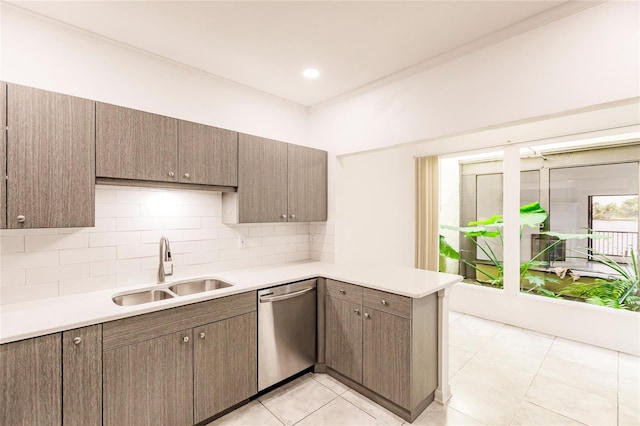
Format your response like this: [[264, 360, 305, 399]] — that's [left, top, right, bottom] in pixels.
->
[[310, 1, 639, 156], [0, 4, 309, 145]]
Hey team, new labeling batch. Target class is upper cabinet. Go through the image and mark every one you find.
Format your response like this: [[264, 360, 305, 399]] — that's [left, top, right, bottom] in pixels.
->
[[222, 133, 327, 223], [6, 84, 95, 228], [231, 133, 289, 223], [178, 120, 238, 186], [288, 143, 328, 222], [1, 82, 6, 229], [96, 103, 179, 183], [96, 103, 238, 188]]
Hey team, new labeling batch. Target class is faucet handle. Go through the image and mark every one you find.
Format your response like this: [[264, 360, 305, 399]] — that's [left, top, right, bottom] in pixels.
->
[[163, 262, 174, 276]]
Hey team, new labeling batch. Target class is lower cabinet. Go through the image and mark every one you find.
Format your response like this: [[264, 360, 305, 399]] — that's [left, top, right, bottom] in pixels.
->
[[362, 308, 411, 408], [0, 325, 102, 426], [194, 312, 257, 423], [62, 325, 103, 426], [102, 292, 257, 426], [103, 329, 194, 426], [0, 333, 62, 425], [325, 296, 362, 382], [324, 279, 437, 422]]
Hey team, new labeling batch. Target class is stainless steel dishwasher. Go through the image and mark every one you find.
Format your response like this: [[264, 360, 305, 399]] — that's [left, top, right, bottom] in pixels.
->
[[257, 279, 316, 391]]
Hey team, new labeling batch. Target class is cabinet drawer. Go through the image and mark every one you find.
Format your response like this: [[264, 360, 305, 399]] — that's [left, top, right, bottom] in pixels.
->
[[326, 279, 362, 303], [103, 292, 256, 350], [362, 288, 411, 319]]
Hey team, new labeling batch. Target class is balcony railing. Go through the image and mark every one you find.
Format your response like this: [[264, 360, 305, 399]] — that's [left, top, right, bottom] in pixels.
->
[[591, 230, 638, 257]]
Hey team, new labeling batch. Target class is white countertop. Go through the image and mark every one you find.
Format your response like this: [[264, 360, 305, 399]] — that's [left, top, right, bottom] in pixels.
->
[[0, 261, 461, 344]]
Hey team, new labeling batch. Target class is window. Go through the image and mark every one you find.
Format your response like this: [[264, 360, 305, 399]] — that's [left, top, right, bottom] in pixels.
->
[[441, 142, 640, 311], [589, 195, 638, 257]]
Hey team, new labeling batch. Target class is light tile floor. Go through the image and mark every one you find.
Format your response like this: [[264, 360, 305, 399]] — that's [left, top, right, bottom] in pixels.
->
[[209, 311, 640, 426]]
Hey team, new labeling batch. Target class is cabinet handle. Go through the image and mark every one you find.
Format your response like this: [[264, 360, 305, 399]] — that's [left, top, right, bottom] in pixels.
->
[[281, 214, 287, 219], [199, 332, 205, 339], [364, 312, 371, 319], [354, 308, 360, 315], [73, 337, 82, 345], [184, 173, 191, 179], [381, 300, 388, 306], [290, 214, 296, 219], [17, 215, 26, 223], [168, 171, 175, 177], [183, 336, 189, 343], [339, 289, 345, 295]]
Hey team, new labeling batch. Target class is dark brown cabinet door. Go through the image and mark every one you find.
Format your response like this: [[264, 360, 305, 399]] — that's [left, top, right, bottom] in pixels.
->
[[0, 334, 62, 425], [103, 329, 193, 426], [238, 133, 288, 223], [62, 325, 102, 426], [1, 82, 6, 229], [7, 84, 95, 228], [194, 312, 257, 423], [363, 308, 411, 408], [288, 144, 327, 222], [96, 102, 178, 183], [325, 296, 363, 383], [178, 120, 238, 186]]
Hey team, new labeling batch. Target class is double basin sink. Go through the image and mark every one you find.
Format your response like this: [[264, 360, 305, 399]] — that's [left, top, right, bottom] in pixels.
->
[[112, 278, 233, 306]]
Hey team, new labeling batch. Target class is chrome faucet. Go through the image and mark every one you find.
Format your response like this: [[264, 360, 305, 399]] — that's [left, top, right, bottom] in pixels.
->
[[158, 236, 174, 283]]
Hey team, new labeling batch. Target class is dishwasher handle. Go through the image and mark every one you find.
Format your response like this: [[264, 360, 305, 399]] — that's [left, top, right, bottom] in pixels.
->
[[259, 286, 315, 303]]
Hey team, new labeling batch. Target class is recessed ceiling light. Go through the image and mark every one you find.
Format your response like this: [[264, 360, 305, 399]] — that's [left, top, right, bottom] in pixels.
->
[[303, 68, 320, 79]]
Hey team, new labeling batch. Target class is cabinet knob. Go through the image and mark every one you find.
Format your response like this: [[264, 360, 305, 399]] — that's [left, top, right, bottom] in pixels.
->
[[183, 336, 190, 343], [17, 215, 26, 223], [73, 337, 82, 345], [184, 173, 191, 179], [281, 214, 287, 219], [290, 214, 296, 219], [168, 171, 175, 177], [364, 312, 371, 319], [381, 300, 387, 306], [354, 308, 360, 315], [199, 332, 205, 339], [339, 289, 345, 295]]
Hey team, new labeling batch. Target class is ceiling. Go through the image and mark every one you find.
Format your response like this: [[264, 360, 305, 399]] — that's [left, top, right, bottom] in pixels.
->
[[7, 1, 595, 107]]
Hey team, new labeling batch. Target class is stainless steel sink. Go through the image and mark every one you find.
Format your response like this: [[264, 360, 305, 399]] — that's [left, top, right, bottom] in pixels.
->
[[112, 289, 176, 306], [169, 279, 233, 296]]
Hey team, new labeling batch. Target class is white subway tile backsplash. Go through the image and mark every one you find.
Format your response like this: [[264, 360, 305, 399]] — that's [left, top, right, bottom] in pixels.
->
[[25, 233, 89, 252], [90, 259, 141, 276], [116, 269, 156, 287], [26, 263, 91, 285], [183, 250, 219, 266], [117, 244, 157, 259], [59, 275, 116, 296], [140, 203, 182, 217], [117, 217, 163, 231], [286, 234, 309, 244], [59, 247, 116, 265], [0, 185, 316, 304], [249, 226, 275, 237], [96, 203, 141, 218], [1, 251, 59, 270], [90, 232, 141, 247], [162, 217, 201, 230], [262, 236, 287, 246], [1, 282, 59, 304], [1, 236, 25, 253], [0, 228, 58, 237], [1, 269, 26, 287], [95, 188, 116, 203]]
